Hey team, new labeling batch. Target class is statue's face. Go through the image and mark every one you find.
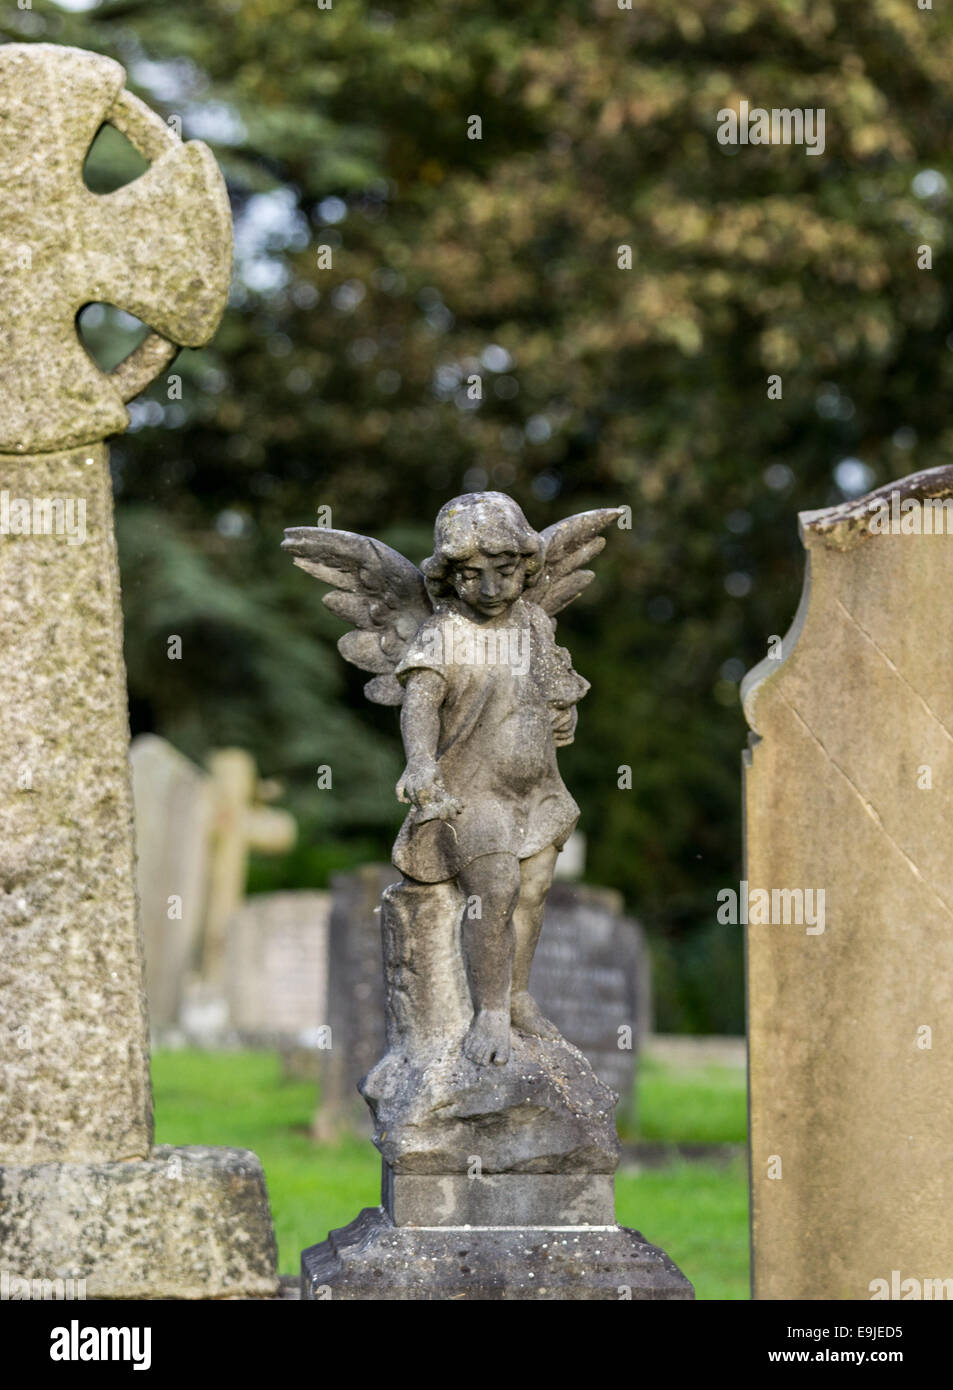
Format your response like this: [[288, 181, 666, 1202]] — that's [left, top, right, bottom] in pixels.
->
[[449, 549, 527, 618]]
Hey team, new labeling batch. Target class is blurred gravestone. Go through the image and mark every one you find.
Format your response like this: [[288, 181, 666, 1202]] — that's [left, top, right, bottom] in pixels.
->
[[0, 42, 277, 1297], [529, 881, 646, 1108], [129, 734, 296, 1038], [131, 735, 213, 1029], [743, 466, 953, 1300], [314, 865, 646, 1136], [314, 864, 395, 1138], [225, 890, 330, 1045], [201, 748, 297, 984]]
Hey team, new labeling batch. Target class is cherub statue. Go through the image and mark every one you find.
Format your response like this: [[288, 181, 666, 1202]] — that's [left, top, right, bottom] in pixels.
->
[[283, 492, 622, 1067]]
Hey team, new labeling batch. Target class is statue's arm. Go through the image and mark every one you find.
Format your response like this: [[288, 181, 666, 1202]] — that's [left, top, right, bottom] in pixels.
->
[[396, 669, 460, 819]]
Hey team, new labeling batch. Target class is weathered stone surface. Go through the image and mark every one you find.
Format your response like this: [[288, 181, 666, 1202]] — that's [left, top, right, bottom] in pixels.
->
[[0, 1147, 278, 1300], [383, 1170, 615, 1227], [742, 464, 953, 1300], [0, 445, 151, 1163], [131, 734, 213, 1030], [302, 1208, 693, 1301], [363, 875, 620, 1174], [314, 867, 646, 1132], [224, 890, 330, 1041], [0, 43, 231, 454], [0, 42, 277, 1301], [363, 1032, 620, 1175]]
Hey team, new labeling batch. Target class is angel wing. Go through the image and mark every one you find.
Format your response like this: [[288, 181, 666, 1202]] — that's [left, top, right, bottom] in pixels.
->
[[534, 507, 625, 618], [281, 526, 432, 705]]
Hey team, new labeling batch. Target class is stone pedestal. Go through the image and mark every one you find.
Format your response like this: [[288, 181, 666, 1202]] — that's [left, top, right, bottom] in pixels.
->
[[301, 877, 692, 1300], [302, 1208, 692, 1301]]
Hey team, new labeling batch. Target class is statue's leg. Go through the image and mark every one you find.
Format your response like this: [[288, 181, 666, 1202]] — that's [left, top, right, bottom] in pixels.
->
[[510, 844, 561, 1039], [458, 852, 521, 1066]]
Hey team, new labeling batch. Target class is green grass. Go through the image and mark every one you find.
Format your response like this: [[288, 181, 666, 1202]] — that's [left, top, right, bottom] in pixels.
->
[[632, 1053, 748, 1144], [151, 1049, 750, 1298]]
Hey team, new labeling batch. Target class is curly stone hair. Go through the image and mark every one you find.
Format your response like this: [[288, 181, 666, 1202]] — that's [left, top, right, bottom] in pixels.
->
[[421, 492, 545, 601]]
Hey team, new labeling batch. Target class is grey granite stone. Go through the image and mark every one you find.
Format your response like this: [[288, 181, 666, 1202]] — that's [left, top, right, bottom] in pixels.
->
[[314, 864, 396, 1138]]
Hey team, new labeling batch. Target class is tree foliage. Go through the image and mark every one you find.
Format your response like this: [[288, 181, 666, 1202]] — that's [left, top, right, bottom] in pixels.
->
[[5, 0, 953, 1028]]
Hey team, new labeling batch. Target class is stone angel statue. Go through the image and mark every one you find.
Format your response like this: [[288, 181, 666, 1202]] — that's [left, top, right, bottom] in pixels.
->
[[282, 492, 623, 1068]]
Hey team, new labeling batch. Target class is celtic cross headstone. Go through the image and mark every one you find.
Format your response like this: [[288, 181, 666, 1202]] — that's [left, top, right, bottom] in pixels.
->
[[0, 43, 277, 1299]]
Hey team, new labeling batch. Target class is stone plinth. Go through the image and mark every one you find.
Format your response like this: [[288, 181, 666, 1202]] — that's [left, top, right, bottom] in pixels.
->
[[302, 1208, 692, 1301]]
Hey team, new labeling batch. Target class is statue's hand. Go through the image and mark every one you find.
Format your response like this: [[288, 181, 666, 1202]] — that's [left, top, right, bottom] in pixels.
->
[[396, 759, 463, 820], [550, 705, 577, 748]]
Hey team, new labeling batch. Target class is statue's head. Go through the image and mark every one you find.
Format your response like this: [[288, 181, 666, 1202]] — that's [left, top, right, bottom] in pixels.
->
[[422, 491, 544, 617]]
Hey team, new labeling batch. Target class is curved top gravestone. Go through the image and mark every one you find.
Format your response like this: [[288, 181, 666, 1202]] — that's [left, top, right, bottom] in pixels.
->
[[0, 42, 231, 453], [743, 465, 953, 1301]]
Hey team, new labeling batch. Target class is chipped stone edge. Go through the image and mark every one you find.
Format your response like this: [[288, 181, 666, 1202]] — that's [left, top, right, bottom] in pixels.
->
[[740, 465, 953, 739], [799, 463, 953, 552]]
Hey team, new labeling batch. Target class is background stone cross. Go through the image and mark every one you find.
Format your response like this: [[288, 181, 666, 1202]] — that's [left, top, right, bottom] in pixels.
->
[[0, 44, 276, 1298], [0, 42, 231, 453]]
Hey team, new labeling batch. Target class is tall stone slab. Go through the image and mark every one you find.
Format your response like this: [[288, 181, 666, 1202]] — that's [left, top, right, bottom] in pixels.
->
[[742, 466, 953, 1301], [1, 446, 152, 1163], [0, 43, 277, 1298]]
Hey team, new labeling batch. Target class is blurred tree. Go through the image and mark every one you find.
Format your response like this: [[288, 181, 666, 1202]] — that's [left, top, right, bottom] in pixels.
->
[[6, 0, 953, 1030]]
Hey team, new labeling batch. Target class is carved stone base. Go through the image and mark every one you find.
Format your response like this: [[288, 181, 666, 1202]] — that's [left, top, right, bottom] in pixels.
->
[[301, 1207, 693, 1300]]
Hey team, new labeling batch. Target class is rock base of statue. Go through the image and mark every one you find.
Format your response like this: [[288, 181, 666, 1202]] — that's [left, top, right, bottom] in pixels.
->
[[301, 1206, 692, 1300], [361, 1031, 621, 1174], [301, 876, 693, 1299]]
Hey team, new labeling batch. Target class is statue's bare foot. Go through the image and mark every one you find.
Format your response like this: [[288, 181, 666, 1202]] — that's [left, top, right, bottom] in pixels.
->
[[463, 1009, 511, 1066], [510, 990, 561, 1040]]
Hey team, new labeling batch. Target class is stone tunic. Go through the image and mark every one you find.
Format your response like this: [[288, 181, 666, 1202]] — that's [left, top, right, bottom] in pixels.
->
[[391, 597, 586, 883]]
